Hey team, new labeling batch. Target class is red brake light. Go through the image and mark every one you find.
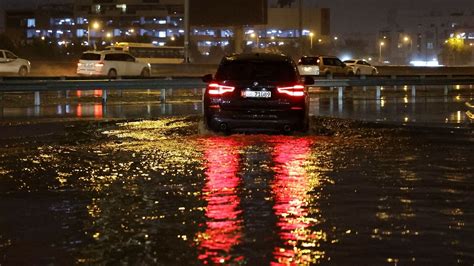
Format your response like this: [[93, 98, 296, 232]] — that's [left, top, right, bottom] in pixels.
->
[[277, 85, 305, 97], [208, 83, 235, 95]]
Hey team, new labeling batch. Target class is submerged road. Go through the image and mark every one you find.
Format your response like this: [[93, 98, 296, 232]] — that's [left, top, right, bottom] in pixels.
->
[[0, 116, 473, 265]]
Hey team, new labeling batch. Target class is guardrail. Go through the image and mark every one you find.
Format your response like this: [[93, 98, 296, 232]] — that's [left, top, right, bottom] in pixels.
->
[[1, 75, 474, 106]]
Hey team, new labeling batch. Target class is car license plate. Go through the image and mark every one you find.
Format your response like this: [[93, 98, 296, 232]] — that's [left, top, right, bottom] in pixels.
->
[[242, 90, 271, 98]]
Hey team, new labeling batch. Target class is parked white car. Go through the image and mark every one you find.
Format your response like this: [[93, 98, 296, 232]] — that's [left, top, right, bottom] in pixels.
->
[[297, 56, 320, 76], [0, 49, 31, 76], [77, 50, 151, 78], [343, 59, 378, 75]]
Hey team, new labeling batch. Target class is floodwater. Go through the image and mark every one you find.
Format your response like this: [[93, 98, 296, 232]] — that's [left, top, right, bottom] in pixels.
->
[[0, 86, 472, 127], [0, 116, 473, 265]]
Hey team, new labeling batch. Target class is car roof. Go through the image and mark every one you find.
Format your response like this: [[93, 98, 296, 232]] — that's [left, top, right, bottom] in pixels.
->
[[222, 53, 294, 63], [301, 55, 338, 59], [82, 50, 129, 55]]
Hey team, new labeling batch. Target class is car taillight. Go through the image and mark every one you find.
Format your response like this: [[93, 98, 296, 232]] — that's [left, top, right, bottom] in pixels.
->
[[207, 83, 235, 95], [277, 85, 305, 97], [95, 62, 104, 67], [77, 62, 82, 67]]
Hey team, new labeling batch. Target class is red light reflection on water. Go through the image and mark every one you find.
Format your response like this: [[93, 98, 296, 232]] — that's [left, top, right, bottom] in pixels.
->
[[270, 137, 321, 265], [197, 136, 323, 264], [94, 103, 103, 118], [76, 103, 82, 117], [198, 137, 244, 264]]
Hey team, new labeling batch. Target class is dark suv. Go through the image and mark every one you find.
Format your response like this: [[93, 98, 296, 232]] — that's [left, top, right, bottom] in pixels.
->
[[202, 53, 313, 133]]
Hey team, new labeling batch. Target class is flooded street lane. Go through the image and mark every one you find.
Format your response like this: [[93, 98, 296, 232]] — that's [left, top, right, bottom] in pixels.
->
[[0, 116, 473, 265]]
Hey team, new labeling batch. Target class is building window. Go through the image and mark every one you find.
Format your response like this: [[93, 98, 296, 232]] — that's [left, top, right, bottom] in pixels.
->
[[158, 31, 166, 38], [116, 4, 127, 13], [93, 5, 101, 14], [427, 42, 434, 49], [27, 18, 35, 28], [77, 29, 85, 37]]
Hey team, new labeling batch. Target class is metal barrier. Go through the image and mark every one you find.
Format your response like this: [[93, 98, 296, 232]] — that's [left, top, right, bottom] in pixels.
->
[[1, 75, 474, 106]]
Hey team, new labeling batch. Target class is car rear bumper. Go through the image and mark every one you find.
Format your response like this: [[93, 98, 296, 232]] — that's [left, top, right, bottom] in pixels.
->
[[77, 69, 105, 76], [206, 109, 308, 132]]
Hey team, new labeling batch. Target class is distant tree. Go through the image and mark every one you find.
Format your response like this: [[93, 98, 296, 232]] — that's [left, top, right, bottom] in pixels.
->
[[278, 0, 296, 7], [122, 34, 152, 44], [336, 39, 369, 58], [0, 34, 16, 52], [224, 38, 235, 55], [439, 38, 472, 65], [208, 45, 225, 64], [165, 35, 184, 46], [188, 42, 203, 63]]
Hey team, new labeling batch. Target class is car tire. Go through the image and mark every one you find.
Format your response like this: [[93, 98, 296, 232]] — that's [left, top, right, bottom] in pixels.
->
[[18, 66, 28, 77], [141, 68, 150, 78], [107, 69, 117, 79]]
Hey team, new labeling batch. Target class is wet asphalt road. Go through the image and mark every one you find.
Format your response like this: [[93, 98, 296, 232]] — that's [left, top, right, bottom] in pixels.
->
[[0, 116, 473, 265]]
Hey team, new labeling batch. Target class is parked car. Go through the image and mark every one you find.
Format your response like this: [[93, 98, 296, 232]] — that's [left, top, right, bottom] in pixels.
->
[[202, 53, 314, 133], [343, 59, 378, 75], [77, 50, 151, 78], [297, 56, 320, 76], [0, 49, 31, 76], [298, 55, 353, 77]]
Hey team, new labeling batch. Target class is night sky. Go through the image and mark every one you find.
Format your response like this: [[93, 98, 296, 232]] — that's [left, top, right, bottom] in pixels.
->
[[0, 0, 473, 34]]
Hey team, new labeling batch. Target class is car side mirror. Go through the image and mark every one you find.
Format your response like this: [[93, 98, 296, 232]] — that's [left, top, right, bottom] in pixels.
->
[[303, 76, 314, 85], [202, 74, 213, 83]]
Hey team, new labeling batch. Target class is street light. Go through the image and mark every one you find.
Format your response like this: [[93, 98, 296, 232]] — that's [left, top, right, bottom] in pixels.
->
[[309, 32, 314, 49], [379, 41, 385, 63], [87, 21, 100, 48], [403, 36, 412, 50], [250, 33, 259, 48]]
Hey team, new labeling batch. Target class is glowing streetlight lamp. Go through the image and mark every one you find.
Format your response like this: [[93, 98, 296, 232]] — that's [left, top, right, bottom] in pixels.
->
[[379, 41, 385, 63], [403, 36, 412, 50], [309, 32, 314, 49], [250, 32, 259, 48], [87, 21, 100, 47]]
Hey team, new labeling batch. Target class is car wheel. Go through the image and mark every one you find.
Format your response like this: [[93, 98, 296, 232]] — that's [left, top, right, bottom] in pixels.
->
[[141, 68, 150, 77], [107, 69, 117, 79], [18, 66, 28, 77]]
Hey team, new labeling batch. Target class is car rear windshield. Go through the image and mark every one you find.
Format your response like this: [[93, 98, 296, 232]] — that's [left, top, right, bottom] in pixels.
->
[[215, 61, 297, 82], [298, 57, 318, 65], [344, 60, 356, 64], [80, 53, 101, 61]]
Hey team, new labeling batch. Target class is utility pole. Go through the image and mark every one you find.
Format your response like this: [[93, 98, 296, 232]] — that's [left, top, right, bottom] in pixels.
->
[[298, 0, 303, 56], [184, 0, 190, 63]]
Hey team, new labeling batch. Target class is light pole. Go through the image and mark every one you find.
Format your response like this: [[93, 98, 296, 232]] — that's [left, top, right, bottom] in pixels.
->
[[379, 41, 385, 63], [251, 33, 259, 49], [309, 32, 314, 49], [403, 36, 412, 63], [87, 21, 100, 48]]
